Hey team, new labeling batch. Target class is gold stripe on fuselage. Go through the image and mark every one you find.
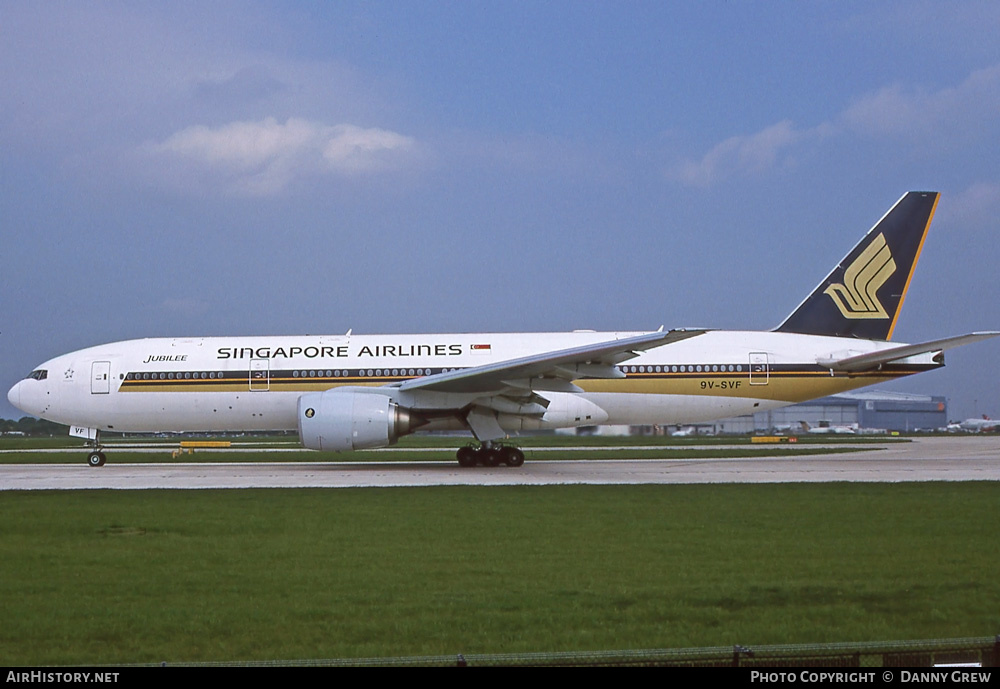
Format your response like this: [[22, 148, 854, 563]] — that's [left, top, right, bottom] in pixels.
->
[[578, 369, 921, 403], [119, 365, 931, 403]]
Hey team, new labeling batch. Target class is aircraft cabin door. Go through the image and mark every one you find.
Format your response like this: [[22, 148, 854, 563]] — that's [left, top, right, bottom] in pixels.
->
[[91, 361, 111, 394], [749, 352, 769, 386], [249, 359, 270, 391]]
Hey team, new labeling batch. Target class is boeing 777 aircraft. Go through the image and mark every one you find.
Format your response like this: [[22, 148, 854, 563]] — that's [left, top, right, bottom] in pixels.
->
[[8, 192, 997, 467]]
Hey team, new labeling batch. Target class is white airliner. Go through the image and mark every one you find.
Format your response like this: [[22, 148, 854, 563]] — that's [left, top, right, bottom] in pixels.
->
[[947, 416, 999, 433], [796, 421, 857, 435], [670, 426, 697, 438], [7, 192, 998, 467]]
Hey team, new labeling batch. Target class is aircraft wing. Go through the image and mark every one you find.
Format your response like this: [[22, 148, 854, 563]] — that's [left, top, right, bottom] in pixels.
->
[[818, 331, 1000, 372], [395, 329, 706, 394]]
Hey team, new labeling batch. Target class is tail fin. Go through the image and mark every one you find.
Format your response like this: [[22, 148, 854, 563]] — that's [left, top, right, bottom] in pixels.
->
[[775, 191, 940, 340]]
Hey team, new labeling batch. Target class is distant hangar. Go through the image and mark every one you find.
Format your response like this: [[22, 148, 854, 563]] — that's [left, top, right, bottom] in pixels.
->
[[717, 391, 947, 434]]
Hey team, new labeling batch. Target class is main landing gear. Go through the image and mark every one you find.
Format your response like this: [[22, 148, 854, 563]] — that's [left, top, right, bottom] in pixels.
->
[[455, 443, 525, 468]]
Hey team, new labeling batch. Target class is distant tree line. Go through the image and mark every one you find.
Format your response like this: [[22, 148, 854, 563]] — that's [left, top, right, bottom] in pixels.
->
[[0, 417, 70, 436]]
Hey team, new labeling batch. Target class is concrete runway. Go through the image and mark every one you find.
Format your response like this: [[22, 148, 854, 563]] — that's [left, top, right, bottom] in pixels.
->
[[2, 436, 998, 490]]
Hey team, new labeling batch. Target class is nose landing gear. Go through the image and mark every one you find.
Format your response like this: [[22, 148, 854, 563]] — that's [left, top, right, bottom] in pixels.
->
[[85, 429, 106, 467]]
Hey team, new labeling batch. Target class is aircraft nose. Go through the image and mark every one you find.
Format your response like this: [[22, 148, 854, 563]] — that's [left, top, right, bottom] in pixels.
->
[[7, 380, 20, 411]]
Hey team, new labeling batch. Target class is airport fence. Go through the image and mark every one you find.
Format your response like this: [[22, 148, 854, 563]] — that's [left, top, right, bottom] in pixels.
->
[[147, 636, 998, 667]]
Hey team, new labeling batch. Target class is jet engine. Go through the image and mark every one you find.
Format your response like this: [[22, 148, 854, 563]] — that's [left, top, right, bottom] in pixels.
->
[[297, 388, 424, 451]]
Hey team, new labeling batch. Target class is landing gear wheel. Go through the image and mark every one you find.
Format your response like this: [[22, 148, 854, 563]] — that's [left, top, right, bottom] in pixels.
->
[[456, 446, 478, 468], [482, 447, 503, 467], [501, 446, 525, 467], [87, 451, 106, 468]]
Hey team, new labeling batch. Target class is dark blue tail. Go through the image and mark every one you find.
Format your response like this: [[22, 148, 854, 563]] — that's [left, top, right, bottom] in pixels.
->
[[776, 191, 939, 341]]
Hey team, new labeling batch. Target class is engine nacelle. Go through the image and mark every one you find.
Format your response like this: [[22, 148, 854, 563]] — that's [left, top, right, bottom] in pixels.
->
[[297, 388, 422, 451]]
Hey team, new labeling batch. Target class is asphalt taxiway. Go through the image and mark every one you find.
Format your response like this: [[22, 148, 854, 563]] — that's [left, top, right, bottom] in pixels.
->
[[1, 436, 998, 490]]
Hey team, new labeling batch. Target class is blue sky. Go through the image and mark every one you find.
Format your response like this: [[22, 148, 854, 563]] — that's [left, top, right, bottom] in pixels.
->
[[2, 1, 998, 421]]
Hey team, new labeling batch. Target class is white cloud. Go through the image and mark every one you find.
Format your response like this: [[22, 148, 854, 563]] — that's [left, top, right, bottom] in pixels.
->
[[150, 117, 418, 195], [840, 64, 1000, 137], [158, 118, 316, 170], [670, 64, 1000, 188], [669, 120, 807, 187], [321, 124, 416, 173]]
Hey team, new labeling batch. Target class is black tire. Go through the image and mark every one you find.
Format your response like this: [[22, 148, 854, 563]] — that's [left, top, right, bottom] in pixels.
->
[[456, 446, 477, 468], [483, 448, 503, 467], [87, 451, 106, 468], [502, 446, 525, 467]]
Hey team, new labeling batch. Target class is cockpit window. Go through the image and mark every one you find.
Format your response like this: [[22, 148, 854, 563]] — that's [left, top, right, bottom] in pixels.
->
[[27, 370, 48, 380]]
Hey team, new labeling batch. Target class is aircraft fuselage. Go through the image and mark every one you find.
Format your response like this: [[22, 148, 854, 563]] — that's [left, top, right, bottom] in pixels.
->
[[7, 330, 940, 435]]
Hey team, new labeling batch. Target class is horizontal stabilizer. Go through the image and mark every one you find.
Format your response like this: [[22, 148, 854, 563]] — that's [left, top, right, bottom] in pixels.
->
[[817, 332, 1000, 372]]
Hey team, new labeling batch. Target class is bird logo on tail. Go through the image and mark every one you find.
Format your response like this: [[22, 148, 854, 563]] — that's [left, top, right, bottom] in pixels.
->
[[823, 232, 896, 319]]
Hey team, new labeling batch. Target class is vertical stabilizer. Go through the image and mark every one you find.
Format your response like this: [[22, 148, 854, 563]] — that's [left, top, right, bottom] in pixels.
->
[[775, 191, 939, 340]]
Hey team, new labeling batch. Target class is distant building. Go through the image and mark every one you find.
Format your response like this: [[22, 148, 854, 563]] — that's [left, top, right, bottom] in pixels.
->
[[714, 391, 947, 434]]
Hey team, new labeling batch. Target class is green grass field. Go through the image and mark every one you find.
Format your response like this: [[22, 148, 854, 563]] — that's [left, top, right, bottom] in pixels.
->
[[1, 483, 997, 665]]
